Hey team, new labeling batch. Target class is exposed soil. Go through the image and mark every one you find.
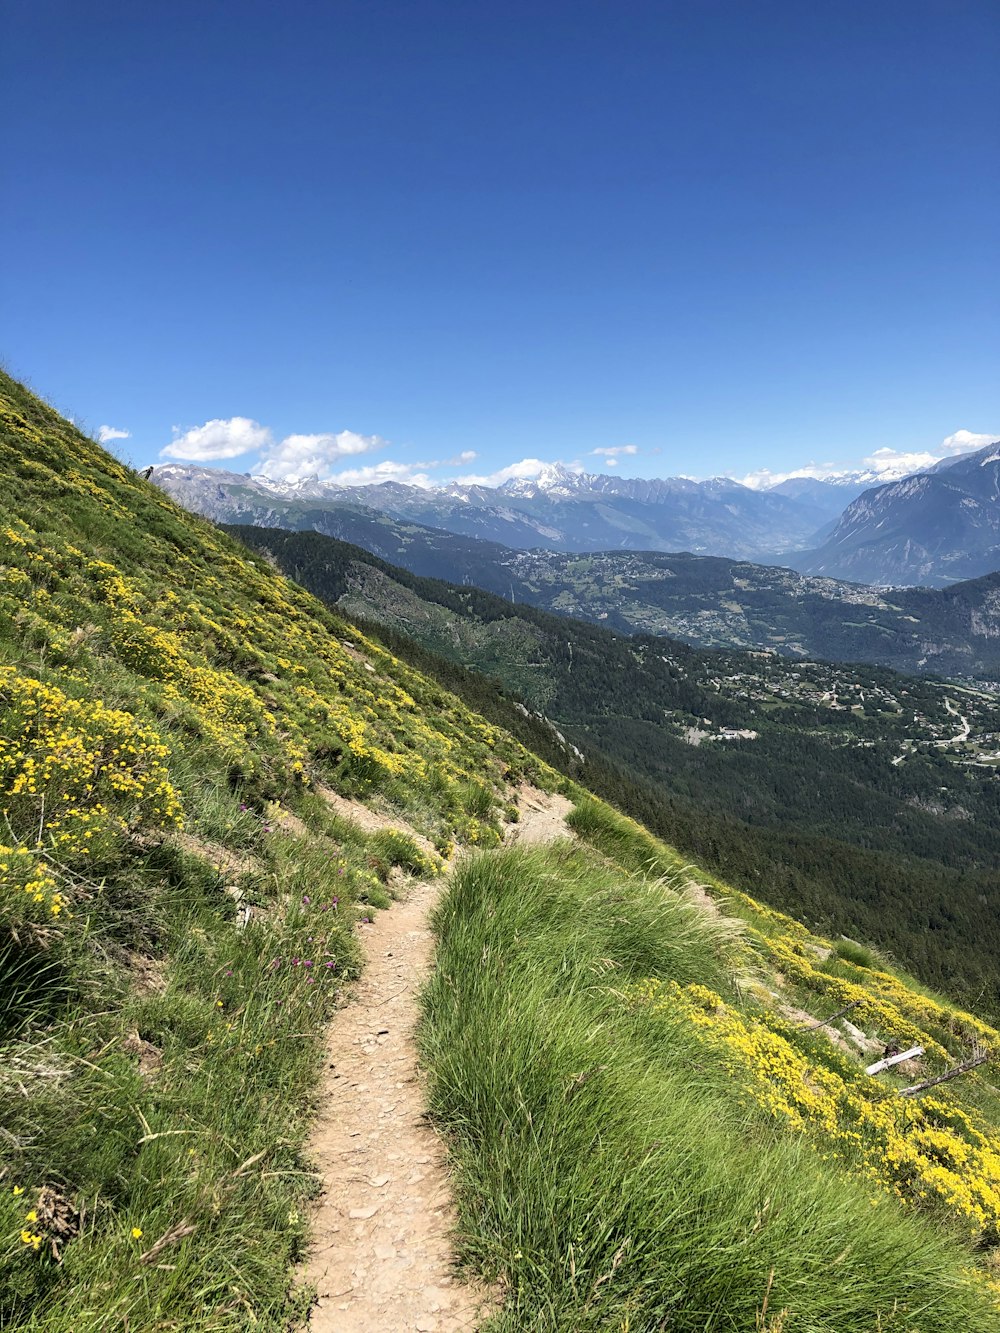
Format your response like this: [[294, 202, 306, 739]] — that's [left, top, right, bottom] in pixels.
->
[[303, 786, 572, 1332], [507, 782, 574, 845], [315, 783, 439, 858], [170, 830, 260, 879]]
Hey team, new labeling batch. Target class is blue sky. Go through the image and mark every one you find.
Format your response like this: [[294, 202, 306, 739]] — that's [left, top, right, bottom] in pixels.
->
[[4, 0, 998, 488]]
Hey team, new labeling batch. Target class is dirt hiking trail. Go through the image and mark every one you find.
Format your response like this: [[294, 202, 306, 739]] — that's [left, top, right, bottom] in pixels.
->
[[302, 785, 572, 1332]]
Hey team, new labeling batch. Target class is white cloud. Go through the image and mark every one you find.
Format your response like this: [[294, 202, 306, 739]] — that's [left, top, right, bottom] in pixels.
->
[[862, 447, 940, 476], [454, 457, 553, 487], [258, 429, 386, 481], [738, 432, 998, 491], [587, 444, 638, 458], [97, 424, 130, 443], [159, 417, 391, 478], [940, 429, 998, 454], [318, 460, 434, 488], [161, 417, 273, 462]]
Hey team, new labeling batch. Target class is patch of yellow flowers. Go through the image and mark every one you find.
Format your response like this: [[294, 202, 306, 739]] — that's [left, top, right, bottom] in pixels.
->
[[630, 978, 1000, 1246], [0, 667, 183, 857], [750, 927, 1000, 1066], [0, 667, 184, 925]]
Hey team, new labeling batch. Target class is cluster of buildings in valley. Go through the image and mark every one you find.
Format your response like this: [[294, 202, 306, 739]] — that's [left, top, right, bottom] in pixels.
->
[[661, 654, 1000, 765]]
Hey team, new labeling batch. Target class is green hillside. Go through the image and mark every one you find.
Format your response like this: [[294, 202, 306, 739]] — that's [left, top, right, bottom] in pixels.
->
[[226, 524, 1000, 1014], [4, 371, 1000, 1329], [0, 372, 551, 1327]]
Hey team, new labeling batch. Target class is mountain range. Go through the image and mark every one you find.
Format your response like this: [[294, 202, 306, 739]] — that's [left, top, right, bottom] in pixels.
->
[[152, 441, 1000, 588], [152, 460, 851, 561]]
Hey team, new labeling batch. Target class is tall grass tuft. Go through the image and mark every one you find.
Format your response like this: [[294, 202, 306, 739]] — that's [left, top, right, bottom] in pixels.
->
[[421, 845, 1000, 1331]]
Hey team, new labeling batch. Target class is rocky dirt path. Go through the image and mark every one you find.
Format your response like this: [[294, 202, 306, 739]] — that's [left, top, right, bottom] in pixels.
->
[[302, 786, 571, 1332]]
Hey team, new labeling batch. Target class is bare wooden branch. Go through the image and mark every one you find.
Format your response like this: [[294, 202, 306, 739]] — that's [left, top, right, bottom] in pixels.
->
[[899, 1051, 991, 1097], [803, 1000, 860, 1031], [866, 1045, 924, 1075]]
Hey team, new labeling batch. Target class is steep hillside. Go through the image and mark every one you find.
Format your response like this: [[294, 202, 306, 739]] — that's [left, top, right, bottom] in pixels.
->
[[227, 524, 1000, 1014], [0, 372, 553, 1327]]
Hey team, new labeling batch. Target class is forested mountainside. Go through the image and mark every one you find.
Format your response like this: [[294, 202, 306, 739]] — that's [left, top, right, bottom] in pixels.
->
[[6, 371, 1000, 1327], [228, 524, 1000, 1013], [449, 545, 1000, 680], [191, 501, 1000, 681]]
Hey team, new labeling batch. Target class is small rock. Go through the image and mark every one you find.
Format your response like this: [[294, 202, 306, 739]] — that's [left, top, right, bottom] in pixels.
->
[[349, 1205, 380, 1220]]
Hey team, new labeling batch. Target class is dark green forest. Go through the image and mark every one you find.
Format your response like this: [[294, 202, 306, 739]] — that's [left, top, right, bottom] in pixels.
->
[[228, 524, 1000, 1014]]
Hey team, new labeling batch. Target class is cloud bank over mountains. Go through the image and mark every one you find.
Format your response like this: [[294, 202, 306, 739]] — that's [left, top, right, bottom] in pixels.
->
[[152, 412, 997, 492], [737, 431, 1000, 490], [158, 417, 478, 488]]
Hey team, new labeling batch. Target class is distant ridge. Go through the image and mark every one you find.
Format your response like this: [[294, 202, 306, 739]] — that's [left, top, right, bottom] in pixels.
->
[[152, 461, 831, 559], [795, 441, 1000, 587]]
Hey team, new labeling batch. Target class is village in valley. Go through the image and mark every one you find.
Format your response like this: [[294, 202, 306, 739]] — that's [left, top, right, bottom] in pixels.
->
[[650, 646, 1000, 770]]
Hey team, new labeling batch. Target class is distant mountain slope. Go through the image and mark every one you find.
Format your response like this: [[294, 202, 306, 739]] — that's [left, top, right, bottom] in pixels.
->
[[796, 441, 1000, 586], [227, 523, 1000, 1011], [221, 516, 1000, 680], [485, 548, 1000, 681], [769, 475, 868, 515], [152, 461, 829, 559]]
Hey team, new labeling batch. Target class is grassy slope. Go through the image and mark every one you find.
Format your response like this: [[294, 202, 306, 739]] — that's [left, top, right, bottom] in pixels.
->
[[0, 372, 554, 1328], [423, 831, 1000, 1330]]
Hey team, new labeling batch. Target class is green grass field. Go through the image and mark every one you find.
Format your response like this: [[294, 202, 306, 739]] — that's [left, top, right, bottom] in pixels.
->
[[421, 842, 1000, 1330]]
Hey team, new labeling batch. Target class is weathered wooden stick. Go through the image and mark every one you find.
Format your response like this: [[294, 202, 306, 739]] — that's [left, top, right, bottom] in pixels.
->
[[804, 1000, 861, 1031], [898, 1051, 991, 1097], [865, 1045, 924, 1075]]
